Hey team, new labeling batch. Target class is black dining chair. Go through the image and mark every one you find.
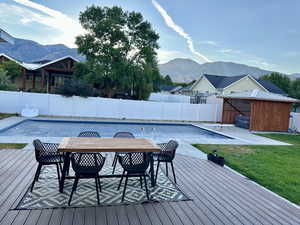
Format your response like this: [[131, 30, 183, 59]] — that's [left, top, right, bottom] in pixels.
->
[[31, 139, 64, 192], [78, 131, 101, 137], [155, 140, 179, 184], [68, 153, 106, 205], [117, 152, 150, 201], [112, 132, 135, 174]]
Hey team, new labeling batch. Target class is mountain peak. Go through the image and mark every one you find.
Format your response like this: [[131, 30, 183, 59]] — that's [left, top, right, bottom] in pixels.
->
[[158, 58, 274, 83]]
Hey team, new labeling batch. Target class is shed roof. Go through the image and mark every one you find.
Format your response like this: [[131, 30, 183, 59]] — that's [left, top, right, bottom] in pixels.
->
[[219, 89, 300, 103]]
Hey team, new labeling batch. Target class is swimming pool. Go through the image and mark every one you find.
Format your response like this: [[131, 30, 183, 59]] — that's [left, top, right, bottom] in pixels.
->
[[0, 119, 232, 139]]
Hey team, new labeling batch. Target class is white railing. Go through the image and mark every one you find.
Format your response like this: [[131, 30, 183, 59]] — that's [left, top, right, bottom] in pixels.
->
[[0, 91, 222, 122]]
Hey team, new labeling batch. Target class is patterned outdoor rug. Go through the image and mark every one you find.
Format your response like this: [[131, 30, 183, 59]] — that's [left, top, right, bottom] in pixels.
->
[[16, 163, 189, 209]]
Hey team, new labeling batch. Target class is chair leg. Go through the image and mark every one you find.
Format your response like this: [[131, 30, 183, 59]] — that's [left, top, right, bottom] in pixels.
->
[[95, 178, 100, 205], [112, 160, 117, 174], [155, 161, 160, 183], [171, 161, 177, 184], [31, 164, 42, 192], [166, 162, 168, 177], [143, 175, 150, 200], [112, 153, 117, 166], [59, 163, 63, 175], [68, 177, 79, 206], [97, 177, 102, 192], [56, 164, 61, 186], [121, 176, 129, 202], [139, 176, 143, 189], [118, 170, 125, 190]]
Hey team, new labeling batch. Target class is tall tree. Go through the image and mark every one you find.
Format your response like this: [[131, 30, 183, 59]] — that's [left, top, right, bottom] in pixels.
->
[[76, 6, 160, 99], [260, 72, 291, 94], [290, 78, 300, 99]]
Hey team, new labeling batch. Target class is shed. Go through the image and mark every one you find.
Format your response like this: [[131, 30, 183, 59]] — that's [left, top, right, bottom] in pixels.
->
[[219, 90, 300, 131]]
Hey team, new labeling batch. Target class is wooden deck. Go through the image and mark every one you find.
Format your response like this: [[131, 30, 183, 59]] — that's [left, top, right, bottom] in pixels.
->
[[0, 149, 300, 225]]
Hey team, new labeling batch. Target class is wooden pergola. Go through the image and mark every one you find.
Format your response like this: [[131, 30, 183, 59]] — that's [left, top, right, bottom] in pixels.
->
[[219, 90, 300, 131]]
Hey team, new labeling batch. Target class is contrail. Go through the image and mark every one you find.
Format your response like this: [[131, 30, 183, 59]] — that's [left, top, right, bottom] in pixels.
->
[[12, 0, 84, 47], [151, 0, 211, 62]]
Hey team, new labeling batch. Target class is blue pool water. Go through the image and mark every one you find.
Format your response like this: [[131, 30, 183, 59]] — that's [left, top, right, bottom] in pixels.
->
[[0, 119, 231, 139]]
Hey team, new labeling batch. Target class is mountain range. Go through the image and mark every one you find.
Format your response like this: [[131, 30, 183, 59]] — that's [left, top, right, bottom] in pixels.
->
[[0, 38, 298, 83], [0, 38, 84, 62]]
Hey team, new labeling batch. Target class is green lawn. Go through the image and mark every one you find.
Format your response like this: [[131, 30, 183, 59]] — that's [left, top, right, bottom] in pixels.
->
[[0, 143, 26, 150], [0, 113, 17, 120], [194, 134, 300, 206]]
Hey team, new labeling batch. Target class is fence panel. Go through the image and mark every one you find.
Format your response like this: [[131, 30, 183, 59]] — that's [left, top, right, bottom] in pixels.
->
[[0, 91, 222, 122]]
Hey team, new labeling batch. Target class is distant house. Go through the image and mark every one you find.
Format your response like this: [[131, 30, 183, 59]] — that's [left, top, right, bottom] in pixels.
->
[[0, 53, 79, 93], [0, 29, 14, 44], [159, 85, 182, 94], [189, 74, 285, 96]]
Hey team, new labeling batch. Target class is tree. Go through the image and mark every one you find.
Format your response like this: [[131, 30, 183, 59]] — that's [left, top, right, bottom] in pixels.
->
[[75, 6, 160, 99], [260, 72, 291, 94], [0, 61, 22, 81], [0, 68, 15, 90], [164, 75, 173, 85], [289, 78, 300, 99]]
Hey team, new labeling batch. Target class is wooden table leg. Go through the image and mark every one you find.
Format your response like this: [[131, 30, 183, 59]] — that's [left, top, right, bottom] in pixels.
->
[[149, 153, 155, 187], [59, 152, 71, 193]]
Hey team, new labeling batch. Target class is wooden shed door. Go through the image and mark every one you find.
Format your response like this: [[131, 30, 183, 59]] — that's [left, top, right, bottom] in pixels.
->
[[250, 101, 291, 131]]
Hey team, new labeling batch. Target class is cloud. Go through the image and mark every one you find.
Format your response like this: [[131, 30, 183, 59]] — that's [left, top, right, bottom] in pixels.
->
[[9, 0, 84, 47], [151, 0, 211, 63], [199, 40, 218, 46], [217, 48, 241, 54]]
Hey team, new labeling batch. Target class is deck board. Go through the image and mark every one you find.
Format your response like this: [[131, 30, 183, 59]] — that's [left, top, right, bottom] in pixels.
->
[[1, 149, 300, 225]]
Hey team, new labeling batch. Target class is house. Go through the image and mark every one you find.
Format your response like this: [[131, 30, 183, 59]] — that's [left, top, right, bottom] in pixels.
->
[[189, 74, 285, 96], [0, 29, 14, 44], [159, 85, 182, 94], [0, 53, 79, 93]]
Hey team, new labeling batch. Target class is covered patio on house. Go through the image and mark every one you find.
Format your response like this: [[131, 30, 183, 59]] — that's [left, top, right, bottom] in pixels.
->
[[1, 147, 300, 225], [219, 90, 300, 132]]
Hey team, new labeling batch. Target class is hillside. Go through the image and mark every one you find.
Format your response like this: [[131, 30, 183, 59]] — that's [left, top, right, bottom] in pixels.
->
[[158, 58, 273, 82], [0, 38, 84, 62]]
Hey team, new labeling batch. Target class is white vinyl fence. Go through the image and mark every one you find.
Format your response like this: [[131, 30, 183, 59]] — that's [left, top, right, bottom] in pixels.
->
[[0, 91, 222, 122], [149, 93, 190, 103], [290, 112, 300, 132]]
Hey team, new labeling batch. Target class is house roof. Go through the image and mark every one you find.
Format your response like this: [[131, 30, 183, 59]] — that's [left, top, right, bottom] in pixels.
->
[[256, 79, 286, 95], [159, 85, 181, 92], [204, 74, 247, 89], [219, 89, 300, 103], [198, 74, 285, 94], [0, 53, 79, 71]]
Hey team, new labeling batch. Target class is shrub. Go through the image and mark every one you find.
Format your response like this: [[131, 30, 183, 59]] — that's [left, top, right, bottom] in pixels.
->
[[0, 68, 16, 91], [55, 79, 95, 97]]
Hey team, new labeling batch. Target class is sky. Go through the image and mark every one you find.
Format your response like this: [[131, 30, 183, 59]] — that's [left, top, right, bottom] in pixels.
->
[[1, 0, 300, 74]]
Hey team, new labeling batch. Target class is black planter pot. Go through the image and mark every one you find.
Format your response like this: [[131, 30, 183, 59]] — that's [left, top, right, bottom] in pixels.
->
[[207, 153, 225, 167]]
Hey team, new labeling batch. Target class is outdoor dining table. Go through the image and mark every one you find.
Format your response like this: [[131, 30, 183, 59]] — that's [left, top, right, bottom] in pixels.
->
[[58, 137, 160, 193]]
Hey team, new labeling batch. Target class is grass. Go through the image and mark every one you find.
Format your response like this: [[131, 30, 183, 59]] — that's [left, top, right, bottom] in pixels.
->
[[0, 113, 17, 120], [0, 143, 26, 150], [194, 134, 300, 205]]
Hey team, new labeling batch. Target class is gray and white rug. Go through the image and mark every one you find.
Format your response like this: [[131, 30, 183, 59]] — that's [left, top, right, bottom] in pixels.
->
[[17, 163, 189, 209]]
